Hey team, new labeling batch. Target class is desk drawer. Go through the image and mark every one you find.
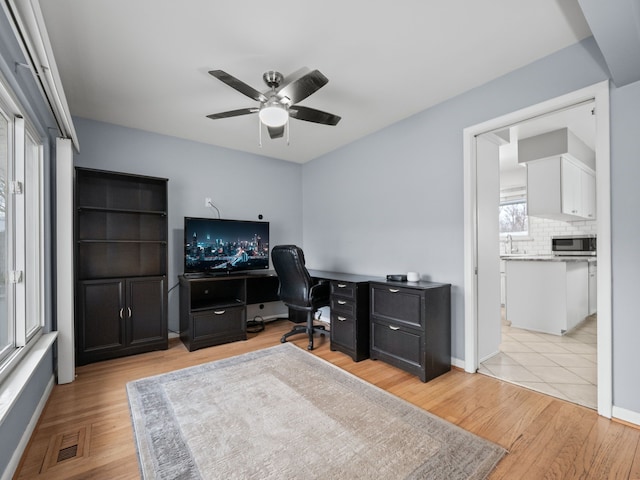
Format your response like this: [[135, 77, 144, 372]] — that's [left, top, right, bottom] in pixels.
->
[[371, 320, 422, 368], [331, 281, 356, 299], [330, 312, 355, 349], [331, 296, 355, 316], [371, 285, 423, 329], [192, 306, 245, 340]]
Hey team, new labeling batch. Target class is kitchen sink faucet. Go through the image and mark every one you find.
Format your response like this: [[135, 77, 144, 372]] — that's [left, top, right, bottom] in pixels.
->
[[505, 234, 518, 254]]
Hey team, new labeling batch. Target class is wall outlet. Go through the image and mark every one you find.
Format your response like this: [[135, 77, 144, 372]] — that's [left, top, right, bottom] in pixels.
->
[[205, 197, 211, 207]]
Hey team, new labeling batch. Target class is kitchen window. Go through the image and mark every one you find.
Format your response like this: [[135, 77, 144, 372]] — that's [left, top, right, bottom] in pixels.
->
[[499, 186, 529, 236], [499, 200, 528, 235]]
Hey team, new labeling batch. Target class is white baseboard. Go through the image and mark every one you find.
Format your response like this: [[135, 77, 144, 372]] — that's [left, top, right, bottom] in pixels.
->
[[478, 350, 500, 364], [612, 405, 640, 427], [2, 374, 55, 480], [451, 356, 465, 369]]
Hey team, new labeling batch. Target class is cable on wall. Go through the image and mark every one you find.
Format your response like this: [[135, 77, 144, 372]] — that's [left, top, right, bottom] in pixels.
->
[[207, 200, 221, 218]]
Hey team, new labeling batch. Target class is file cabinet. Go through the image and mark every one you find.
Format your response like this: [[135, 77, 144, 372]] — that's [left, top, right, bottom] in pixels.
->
[[370, 281, 451, 382]]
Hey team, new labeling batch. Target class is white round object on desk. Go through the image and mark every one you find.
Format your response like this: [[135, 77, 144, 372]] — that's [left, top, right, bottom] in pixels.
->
[[407, 271, 420, 282]]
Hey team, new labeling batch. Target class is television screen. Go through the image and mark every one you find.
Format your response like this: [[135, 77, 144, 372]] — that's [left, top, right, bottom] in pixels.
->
[[184, 217, 270, 275]]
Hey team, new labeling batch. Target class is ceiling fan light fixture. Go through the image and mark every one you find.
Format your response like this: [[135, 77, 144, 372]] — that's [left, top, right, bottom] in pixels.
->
[[259, 102, 288, 127]]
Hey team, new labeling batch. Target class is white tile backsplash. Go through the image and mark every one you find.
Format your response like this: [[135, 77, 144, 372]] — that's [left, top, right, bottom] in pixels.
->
[[508, 216, 597, 255]]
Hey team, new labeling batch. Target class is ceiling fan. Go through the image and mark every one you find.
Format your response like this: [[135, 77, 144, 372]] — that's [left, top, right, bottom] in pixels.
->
[[206, 69, 341, 142]]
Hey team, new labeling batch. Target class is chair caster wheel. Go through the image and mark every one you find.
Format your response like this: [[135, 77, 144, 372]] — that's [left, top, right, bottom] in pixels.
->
[[280, 338, 286, 343], [307, 344, 314, 351]]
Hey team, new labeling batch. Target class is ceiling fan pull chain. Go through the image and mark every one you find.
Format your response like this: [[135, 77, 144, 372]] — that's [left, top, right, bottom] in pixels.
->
[[286, 116, 290, 146], [258, 115, 262, 147]]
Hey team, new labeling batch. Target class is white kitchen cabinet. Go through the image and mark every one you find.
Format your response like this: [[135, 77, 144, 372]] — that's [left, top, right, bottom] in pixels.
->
[[588, 262, 597, 315], [561, 159, 581, 216], [582, 169, 597, 220], [527, 154, 596, 221], [505, 259, 589, 335]]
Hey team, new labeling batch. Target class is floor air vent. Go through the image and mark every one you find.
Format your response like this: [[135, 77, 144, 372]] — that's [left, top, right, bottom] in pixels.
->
[[40, 425, 91, 473], [56, 444, 78, 462]]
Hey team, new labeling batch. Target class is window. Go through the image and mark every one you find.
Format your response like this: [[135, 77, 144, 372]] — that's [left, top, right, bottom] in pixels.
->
[[499, 200, 528, 234], [499, 186, 528, 236], [0, 77, 44, 373], [0, 110, 9, 361]]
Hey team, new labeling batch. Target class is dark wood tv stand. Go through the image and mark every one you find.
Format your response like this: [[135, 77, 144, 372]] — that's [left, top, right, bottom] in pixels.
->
[[178, 272, 279, 351]]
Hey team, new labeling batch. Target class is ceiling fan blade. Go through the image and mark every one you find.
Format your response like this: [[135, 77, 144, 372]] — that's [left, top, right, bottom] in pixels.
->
[[208, 70, 267, 103], [281, 67, 311, 85], [289, 105, 341, 126], [267, 125, 285, 139], [276, 69, 328, 105], [206, 107, 259, 120]]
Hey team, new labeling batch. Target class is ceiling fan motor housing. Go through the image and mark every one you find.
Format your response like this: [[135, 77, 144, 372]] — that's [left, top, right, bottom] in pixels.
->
[[263, 71, 283, 89]]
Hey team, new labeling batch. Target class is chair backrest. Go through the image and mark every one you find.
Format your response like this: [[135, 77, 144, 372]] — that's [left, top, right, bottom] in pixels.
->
[[271, 245, 313, 308]]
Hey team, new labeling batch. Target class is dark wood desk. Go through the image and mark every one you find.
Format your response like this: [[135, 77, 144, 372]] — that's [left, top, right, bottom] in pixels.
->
[[179, 270, 382, 358], [179, 270, 452, 382]]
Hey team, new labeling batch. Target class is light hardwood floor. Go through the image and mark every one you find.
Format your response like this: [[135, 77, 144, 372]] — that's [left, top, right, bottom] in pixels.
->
[[15, 319, 640, 479]]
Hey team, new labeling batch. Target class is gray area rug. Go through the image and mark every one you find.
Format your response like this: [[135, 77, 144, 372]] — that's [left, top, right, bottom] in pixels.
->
[[127, 343, 505, 479]]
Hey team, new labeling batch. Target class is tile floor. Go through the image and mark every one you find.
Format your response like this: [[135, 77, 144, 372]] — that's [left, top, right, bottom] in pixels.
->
[[478, 314, 597, 409]]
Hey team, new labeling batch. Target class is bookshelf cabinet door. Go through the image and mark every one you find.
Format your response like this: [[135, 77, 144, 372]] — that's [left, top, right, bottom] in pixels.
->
[[77, 279, 126, 365], [127, 276, 167, 346]]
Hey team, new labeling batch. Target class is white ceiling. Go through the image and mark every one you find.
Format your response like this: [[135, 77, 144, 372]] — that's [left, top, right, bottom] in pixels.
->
[[39, 0, 592, 163]]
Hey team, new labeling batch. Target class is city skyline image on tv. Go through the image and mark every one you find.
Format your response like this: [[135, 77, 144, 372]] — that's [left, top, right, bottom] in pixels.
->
[[184, 217, 270, 274]]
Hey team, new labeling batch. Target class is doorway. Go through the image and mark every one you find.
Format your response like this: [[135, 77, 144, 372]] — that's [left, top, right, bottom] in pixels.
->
[[462, 82, 612, 418]]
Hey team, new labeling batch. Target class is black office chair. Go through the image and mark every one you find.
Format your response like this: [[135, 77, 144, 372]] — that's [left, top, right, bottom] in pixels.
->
[[271, 245, 330, 350]]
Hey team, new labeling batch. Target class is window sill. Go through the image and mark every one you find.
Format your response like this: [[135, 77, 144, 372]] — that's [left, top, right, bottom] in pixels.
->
[[0, 332, 57, 427]]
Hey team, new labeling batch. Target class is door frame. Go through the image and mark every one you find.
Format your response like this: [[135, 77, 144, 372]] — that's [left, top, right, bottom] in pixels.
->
[[462, 81, 612, 418]]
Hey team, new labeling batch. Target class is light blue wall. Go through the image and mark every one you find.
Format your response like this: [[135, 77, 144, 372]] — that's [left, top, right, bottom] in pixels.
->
[[609, 80, 640, 412], [304, 36, 640, 414], [0, 351, 54, 472], [73, 119, 302, 330]]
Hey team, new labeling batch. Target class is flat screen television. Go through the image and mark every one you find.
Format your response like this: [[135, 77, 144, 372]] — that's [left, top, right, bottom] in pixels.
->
[[184, 217, 270, 275]]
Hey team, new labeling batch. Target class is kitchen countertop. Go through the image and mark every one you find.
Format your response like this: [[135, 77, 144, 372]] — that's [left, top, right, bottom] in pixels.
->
[[500, 255, 596, 262]]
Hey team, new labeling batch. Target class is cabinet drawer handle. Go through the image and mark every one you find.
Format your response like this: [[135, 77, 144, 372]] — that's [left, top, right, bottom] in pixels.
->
[[128, 307, 132, 318], [119, 308, 124, 319], [214, 310, 226, 315], [337, 316, 347, 321], [337, 300, 347, 305], [389, 325, 400, 331], [389, 288, 400, 293], [337, 283, 347, 288]]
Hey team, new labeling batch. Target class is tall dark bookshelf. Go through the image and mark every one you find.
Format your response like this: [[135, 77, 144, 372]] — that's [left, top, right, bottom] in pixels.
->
[[75, 167, 168, 365]]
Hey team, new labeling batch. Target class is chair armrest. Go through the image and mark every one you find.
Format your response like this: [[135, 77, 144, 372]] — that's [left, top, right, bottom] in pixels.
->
[[309, 280, 330, 305]]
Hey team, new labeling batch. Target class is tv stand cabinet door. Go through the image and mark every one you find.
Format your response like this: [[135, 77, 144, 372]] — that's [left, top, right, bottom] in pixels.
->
[[188, 306, 246, 351]]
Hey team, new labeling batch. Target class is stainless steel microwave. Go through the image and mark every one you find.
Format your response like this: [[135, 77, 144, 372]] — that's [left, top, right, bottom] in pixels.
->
[[551, 235, 597, 256]]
